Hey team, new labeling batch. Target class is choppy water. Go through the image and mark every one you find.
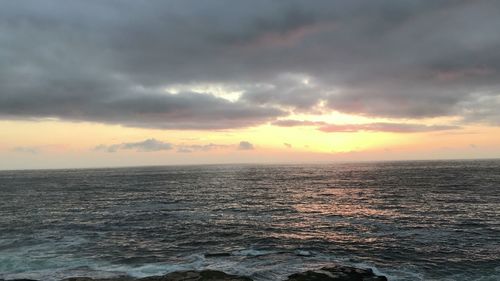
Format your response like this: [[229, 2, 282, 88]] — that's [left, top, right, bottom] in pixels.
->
[[1, 160, 499, 281]]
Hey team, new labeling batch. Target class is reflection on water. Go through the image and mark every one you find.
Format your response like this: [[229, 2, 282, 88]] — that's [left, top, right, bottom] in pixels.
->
[[0, 160, 500, 280]]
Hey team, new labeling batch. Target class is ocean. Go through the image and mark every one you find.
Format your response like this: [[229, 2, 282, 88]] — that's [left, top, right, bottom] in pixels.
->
[[0, 160, 499, 280]]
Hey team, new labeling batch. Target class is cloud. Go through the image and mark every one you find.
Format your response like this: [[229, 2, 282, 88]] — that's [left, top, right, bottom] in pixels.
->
[[94, 144, 117, 153], [11, 146, 39, 154], [240, 74, 327, 111], [122, 139, 173, 151], [95, 138, 172, 152], [176, 143, 229, 153], [460, 94, 500, 126], [95, 139, 241, 153], [272, 119, 326, 127], [238, 141, 254, 150], [284, 143, 292, 148], [1, 0, 500, 127], [318, 123, 460, 133], [273, 119, 460, 133], [176, 147, 193, 153], [0, 88, 284, 129]]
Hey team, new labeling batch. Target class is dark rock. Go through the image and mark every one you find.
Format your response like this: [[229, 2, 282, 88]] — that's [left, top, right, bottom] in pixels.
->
[[205, 252, 232, 258], [62, 277, 134, 281], [138, 270, 253, 281], [286, 264, 387, 281], [5, 264, 387, 281]]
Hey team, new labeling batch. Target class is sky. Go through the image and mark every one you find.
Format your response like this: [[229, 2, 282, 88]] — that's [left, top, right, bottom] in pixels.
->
[[1, 0, 500, 170]]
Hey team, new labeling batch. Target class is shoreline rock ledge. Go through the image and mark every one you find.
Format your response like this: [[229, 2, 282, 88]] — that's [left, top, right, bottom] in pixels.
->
[[286, 265, 387, 281], [3, 264, 388, 281]]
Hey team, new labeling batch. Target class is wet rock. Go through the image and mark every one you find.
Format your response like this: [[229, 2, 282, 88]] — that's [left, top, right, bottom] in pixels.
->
[[286, 264, 387, 281], [139, 270, 253, 281], [62, 277, 134, 281], [7, 276, 125, 281], [62, 277, 100, 281], [205, 252, 232, 258], [56, 270, 249, 281], [5, 264, 387, 281]]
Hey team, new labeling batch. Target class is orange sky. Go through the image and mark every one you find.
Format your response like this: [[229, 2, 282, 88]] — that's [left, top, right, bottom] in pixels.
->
[[1, 116, 499, 170]]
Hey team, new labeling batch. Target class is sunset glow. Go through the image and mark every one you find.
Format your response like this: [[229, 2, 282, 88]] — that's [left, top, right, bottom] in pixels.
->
[[1, 1, 499, 170], [2, 2, 500, 281], [2, 117, 499, 170]]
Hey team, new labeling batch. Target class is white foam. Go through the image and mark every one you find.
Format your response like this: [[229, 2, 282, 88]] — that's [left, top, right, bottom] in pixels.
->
[[2, 248, 497, 281], [294, 250, 313, 256], [233, 249, 276, 257]]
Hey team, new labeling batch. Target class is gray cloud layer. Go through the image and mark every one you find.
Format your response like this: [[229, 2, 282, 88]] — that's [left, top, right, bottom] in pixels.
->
[[1, 0, 500, 128], [318, 123, 460, 133], [273, 119, 460, 133]]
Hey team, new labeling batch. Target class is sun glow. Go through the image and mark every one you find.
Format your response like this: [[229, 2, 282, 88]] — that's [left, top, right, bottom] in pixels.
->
[[1, 115, 499, 170]]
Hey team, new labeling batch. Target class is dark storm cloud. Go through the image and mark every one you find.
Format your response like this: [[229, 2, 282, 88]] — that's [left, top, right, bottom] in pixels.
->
[[0, 86, 284, 129], [1, 0, 500, 127]]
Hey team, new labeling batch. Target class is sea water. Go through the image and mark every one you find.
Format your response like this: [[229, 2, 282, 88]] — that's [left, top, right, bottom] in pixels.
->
[[1, 160, 499, 280]]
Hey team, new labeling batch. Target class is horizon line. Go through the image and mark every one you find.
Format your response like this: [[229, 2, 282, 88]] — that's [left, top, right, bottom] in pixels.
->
[[1, 157, 499, 173]]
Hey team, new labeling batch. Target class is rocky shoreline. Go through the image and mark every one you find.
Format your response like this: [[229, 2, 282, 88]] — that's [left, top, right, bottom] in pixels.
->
[[1, 263, 388, 281]]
